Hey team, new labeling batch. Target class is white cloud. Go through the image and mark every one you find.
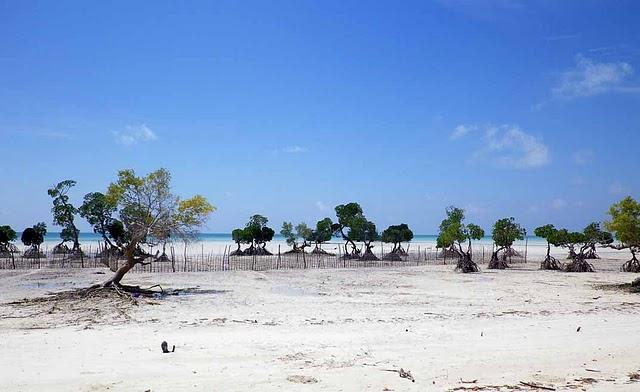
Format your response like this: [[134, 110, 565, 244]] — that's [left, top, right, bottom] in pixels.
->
[[552, 198, 567, 210], [552, 55, 635, 99], [113, 124, 157, 146], [315, 201, 330, 212], [572, 149, 594, 165], [544, 34, 580, 42], [461, 124, 550, 169], [449, 124, 477, 140], [437, 0, 524, 20], [608, 181, 629, 196], [282, 145, 308, 154]]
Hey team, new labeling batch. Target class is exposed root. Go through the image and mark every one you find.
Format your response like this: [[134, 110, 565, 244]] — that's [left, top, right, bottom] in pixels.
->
[[621, 257, 640, 273], [455, 256, 479, 273], [382, 252, 403, 261], [488, 255, 509, 270], [583, 248, 600, 259], [540, 256, 561, 270], [360, 249, 379, 261], [564, 257, 595, 272], [310, 248, 334, 256]]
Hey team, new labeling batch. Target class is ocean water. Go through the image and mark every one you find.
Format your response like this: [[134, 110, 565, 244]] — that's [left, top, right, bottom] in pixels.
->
[[10, 231, 626, 259], [27, 232, 548, 254], [35, 232, 547, 245]]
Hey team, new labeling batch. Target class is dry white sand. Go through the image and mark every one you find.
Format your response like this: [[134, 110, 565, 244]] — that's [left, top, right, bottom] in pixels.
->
[[1, 258, 639, 391]]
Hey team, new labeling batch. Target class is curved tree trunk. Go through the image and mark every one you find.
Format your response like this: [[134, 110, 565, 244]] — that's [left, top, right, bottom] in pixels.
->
[[540, 242, 561, 270], [621, 249, 640, 272], [103, 244, 137, 286], [488, 246, 509, 269]]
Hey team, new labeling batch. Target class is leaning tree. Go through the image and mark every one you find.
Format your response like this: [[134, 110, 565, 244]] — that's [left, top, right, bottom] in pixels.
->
[[281, 221, 313, 253], [381, 223, 414, 261], [488, 217, 525, 269], [581, 222, 613, 259], [534, 224, 561, 270], [100, 168, 214, 289], [0, 225, 17, 264], [48, 180, 82, 257], [437, 206, 484, 273], [21, 222, 47, 258], [605, 196, 640, 272], [310, 218, 334, 255]]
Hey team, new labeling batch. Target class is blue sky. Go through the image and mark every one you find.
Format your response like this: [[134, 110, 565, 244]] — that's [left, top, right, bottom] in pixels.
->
[[1, 0, 639, 234]]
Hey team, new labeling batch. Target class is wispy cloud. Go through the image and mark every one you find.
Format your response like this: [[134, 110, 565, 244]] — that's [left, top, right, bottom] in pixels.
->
[[552, 198, 567, 210], [608, 181, 629, 196], [315, 201, 330, 212], [544, 33, 580, 42], [112, 124, 157, 146], [552, 55, 637, 99], [572, 149, 594, 165], [449, 124, 477, 140], [455, 124, 550, 169], [282, 145, 308, 154]]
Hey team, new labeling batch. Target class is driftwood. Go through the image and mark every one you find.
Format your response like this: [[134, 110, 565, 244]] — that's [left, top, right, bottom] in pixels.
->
[[382, 368, 415, 382], [519, 381, 556, 390]]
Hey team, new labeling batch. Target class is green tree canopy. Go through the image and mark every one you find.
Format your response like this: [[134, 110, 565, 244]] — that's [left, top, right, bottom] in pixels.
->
[[492, 217, 525, 248], [534, 224, 561, 270], [488, 217, 525, 269], [0, 225, 17, 245], [381, 224, 413, 253], [437, 206, 484, 273], [605, 196, 640, 271], [0, 225, 17, 254], [21, 222, 47, 249], [79, 192, 119, 248], [103, 168, 215, 286], [605, 196, 640, 248], [48, 180, 81, 251]]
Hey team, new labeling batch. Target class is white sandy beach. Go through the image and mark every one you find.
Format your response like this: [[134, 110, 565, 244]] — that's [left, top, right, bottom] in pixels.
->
[[1, 257, 639, 391]]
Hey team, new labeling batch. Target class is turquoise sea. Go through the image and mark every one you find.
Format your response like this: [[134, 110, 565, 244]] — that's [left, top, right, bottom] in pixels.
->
[[36, 232, 548, 246]]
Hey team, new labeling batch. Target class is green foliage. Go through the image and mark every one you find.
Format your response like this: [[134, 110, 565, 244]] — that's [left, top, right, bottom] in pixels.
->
[[534, 224, 556, 240], [550, 228, 585, 249], [242, 214, 275, 246], [48, 180, 80, 247], [281, 222, 296, 246], [349, 218, 379, 244], [605, 196, 640, 247], [232, 228, 252, 245], [79, 192, 118, 244], [21, 222, 47, 247], [0, 225, 17, 245], [582, 222, 613, 247], [437, 206, 484, 249], [381, 224, 414, 245], [105, 168, 214, 247], [335, 203, 364, 229], [310, 218, 333, 245], [491, 217, 525, 248], [60, 226, 79, 243], [107, 220, 127, 244]]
